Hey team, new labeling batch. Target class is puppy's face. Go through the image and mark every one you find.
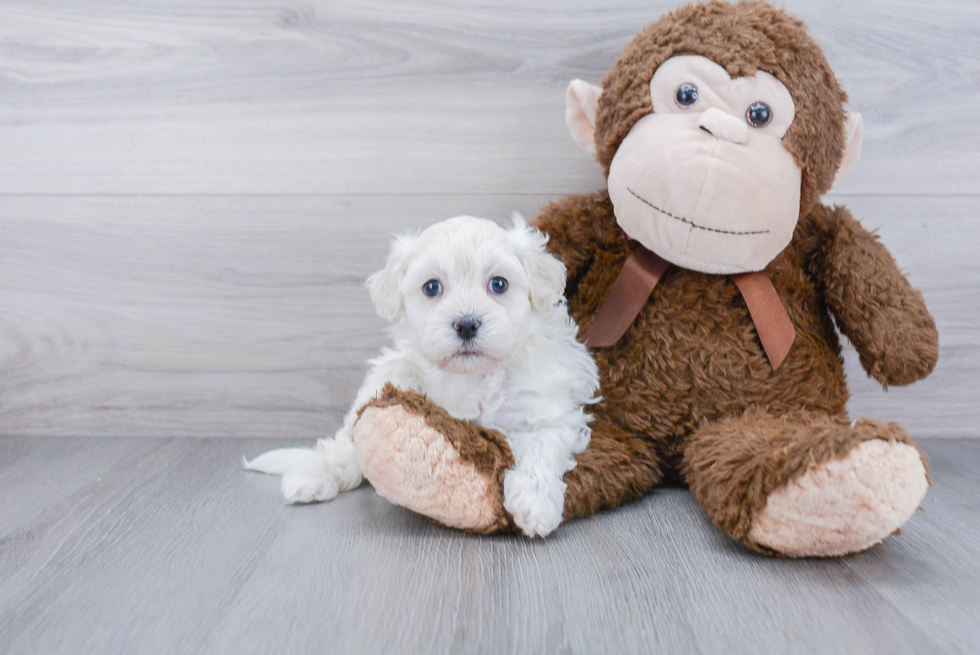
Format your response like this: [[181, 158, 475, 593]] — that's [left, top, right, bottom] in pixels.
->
[[367, 216, 566, 374]]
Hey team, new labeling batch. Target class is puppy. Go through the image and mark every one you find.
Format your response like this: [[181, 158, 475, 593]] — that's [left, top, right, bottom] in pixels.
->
[[244, 215, 599, 537]]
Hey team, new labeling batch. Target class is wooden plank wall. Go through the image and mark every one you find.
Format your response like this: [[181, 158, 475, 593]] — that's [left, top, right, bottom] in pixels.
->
[[1, 0, 977, 438]]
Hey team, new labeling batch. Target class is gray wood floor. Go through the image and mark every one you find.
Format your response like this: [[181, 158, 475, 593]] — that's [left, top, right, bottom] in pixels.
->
[[0, 436, 977, 655]]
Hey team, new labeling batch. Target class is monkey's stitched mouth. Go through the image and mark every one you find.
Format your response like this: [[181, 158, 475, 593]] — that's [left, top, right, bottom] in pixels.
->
[[627, 187, 771, 236]]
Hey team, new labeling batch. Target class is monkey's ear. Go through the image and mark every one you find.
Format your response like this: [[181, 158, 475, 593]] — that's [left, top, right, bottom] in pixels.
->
[[831, 113, 863, 189], [566, 79, 602, 156]]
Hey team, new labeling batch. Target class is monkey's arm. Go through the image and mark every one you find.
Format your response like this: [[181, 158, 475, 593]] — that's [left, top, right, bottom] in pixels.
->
[[533, 190, 621, 293], [810, 204, 938, 387]]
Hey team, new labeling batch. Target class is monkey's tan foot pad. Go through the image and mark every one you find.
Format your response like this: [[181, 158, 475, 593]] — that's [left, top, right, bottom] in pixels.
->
[[353, 404, 507, 532], [749, 439, 928, 557]]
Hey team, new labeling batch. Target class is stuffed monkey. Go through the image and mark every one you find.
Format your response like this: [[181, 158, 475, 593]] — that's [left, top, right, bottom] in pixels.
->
[[353, 0, 939, 556]]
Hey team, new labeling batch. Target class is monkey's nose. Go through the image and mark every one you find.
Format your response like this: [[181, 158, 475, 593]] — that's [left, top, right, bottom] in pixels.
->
[[453, 316, 481, 341], [697, 107, 748, 144]]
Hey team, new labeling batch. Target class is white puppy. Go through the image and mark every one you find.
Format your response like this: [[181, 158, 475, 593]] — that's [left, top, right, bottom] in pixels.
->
[[244, 215, 599, 538]]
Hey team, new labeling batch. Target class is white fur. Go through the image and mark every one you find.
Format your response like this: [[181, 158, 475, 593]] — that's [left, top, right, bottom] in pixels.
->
[[245, 215, 600, 537]]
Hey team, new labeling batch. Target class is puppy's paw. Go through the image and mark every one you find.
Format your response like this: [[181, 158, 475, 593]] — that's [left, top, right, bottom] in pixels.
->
[[281, 463, 340, 504], [503, 469, 565, 538]]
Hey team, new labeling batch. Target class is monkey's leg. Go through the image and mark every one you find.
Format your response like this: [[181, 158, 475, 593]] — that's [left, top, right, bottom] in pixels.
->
[[682, 409, 929, 557], [561, 417, 664, 521], [353, 385, 515, 533], [354, 386, 664, 533]]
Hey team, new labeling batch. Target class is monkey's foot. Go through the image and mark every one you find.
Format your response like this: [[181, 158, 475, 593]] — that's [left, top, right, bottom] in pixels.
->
[[352, 385, 514, 533], [749, 435, 928, 557]]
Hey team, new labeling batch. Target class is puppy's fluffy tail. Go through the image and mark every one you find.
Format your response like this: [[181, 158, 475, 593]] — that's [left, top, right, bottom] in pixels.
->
[[242, 448, 321, 475], [243, 439, 362, 504]]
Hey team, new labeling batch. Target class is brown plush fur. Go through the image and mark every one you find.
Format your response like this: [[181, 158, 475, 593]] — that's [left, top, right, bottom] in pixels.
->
[[531, 187, 937, 549], [354, 1, 939, 553], [359, 384, 516, 533], [525, 0, 938, 550], [682, 410, 930, 555], [562, 417, 665, 520]]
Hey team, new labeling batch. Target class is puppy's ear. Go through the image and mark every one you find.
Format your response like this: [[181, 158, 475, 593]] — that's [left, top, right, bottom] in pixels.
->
[[366, 232, 416, 322], [508, 213, 566, 311]]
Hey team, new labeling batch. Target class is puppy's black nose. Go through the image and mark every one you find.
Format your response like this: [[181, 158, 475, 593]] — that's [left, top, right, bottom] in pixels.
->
[[453, 316, 481, 341]]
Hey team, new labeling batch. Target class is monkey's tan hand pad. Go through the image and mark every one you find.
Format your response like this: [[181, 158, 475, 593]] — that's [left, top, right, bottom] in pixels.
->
[[749, 436, 928, 557], [353, 385, 515, 534]]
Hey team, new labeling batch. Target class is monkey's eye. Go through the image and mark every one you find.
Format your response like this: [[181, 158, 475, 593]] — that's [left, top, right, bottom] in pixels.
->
[[746, 102, 773, 128], [489, 277, 509, 294], [675, 83, 699, 108], [422, 279, 442, 297]]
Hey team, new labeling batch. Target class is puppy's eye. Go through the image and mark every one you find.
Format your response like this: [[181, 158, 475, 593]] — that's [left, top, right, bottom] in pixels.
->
[[422, 279, 442, 297], [489, 277, 508, 294]]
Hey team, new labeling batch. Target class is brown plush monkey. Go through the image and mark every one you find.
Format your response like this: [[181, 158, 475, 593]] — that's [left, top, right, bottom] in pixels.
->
[[353, 0, 939, 556]]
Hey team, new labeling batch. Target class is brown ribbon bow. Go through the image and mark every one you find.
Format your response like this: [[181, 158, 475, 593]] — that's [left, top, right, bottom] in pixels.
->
[[583, 245, 796, 371]]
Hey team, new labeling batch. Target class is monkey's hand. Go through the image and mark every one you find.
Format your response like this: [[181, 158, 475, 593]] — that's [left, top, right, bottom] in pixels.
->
[[815, 204, 938, 387]]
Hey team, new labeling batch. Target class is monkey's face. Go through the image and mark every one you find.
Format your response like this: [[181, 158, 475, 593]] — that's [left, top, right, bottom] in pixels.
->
[[607, 56, 801, 274], [565, 4, 863, 275]]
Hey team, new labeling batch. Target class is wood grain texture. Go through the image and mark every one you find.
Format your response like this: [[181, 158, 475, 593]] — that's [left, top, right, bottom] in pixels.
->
[[0, 0, 977, 195], [0, 194, 976, 438], [0, 194, 551, 437], [0, 437, 977, 655], [0, 0, 976, 437]]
